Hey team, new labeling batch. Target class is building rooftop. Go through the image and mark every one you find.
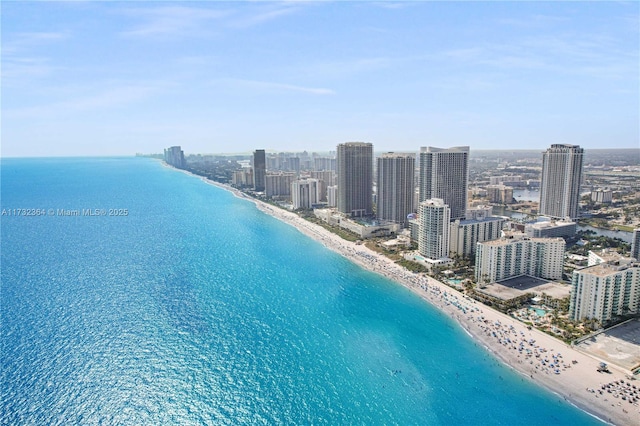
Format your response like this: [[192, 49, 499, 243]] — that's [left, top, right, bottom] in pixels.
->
[[576, 262, 639, 278], [478, 275, 570, 301]]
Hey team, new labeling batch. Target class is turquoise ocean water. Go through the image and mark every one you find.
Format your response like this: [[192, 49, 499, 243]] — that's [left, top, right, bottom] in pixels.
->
[[1, 157, 600, 425]]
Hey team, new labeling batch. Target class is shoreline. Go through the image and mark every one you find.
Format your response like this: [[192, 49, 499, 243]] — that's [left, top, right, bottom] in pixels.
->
[[184, 171, 637, 426]]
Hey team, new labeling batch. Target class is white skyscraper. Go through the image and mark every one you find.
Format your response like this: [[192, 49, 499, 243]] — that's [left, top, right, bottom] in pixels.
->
[[376, 152, 415, 227], [539, 144, 584, 220], [292, 179, 319, 210], [336, 142, 373, 217], [418, 199, 450, 261], [419, 146, 469, 220]]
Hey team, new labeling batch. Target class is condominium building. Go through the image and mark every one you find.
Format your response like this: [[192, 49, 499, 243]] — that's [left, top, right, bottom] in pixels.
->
[[292, 179, 319, 209], [475, 233, 565, 285], [418, 199, 451, 261], [253, 149, 266, 192], [486, 184, 514, 204], [265, 172, 295, 198], [310, 170, 336, 202], [449, 216, 508, 257], [632, 229, 640, 261], [591, 189, 613, 204], [231, 169, 253, 188], [376, 152, 415, 227], [336, 142, 373, 217], [418, 146, 469, 220], [539, 144, 584, 220], [569, 262, 640, 323], [164, 146, 185, 169]]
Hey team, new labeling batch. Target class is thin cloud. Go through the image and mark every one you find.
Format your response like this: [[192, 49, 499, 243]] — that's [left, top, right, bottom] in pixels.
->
[[230, 5, 299, 28], [119, 5, 230, 37], [2, 31, 68, 55], [5, 82, 168, 119], [218, 78, 335, 95]]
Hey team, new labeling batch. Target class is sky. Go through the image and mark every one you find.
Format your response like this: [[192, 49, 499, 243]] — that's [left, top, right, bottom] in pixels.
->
[[2, 1, 639, 157]]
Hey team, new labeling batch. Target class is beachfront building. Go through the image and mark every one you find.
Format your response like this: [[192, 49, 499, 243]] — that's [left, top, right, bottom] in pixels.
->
[[418, 199, 450, 261], [327, 185, 337, 208], [475, 233, 565, 285], [336, 142, 373, 218], [569, 262, 640, 323], [231, 169, 253, 188], [376, 152, 415, 227], [310, 170, 336, 202], [632, 229, 640, 261], [164, 146, 185, 169], [524, 219, 577, 238], [539, 144, 584, 220], [253, 149, 267, 192], [265, 172, 295, 199], [418, 146, 469, 220], [292, 179, 320, 210], [449, 215, 508, 257]]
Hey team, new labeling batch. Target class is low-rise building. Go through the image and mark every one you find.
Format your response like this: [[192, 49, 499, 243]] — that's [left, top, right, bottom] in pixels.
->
[[525, 219, 577, 238]]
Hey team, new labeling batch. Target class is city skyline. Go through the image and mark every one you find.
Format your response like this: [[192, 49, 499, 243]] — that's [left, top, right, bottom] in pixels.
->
[[2, 1, 639, 158]]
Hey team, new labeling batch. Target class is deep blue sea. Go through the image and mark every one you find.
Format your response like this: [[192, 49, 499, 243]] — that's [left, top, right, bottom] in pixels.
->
[[1, 157, 600, 425]]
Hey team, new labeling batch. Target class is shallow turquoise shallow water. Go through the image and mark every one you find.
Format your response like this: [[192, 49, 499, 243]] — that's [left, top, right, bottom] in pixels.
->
[[1, 157, 600, 425]]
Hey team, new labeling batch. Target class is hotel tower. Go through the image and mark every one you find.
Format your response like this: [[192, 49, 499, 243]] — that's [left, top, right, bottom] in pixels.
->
[[336, 142, 373, 217], [539, 144, 584, 220]]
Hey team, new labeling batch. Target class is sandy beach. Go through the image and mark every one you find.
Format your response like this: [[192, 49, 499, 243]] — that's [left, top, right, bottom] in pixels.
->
[[198, 175, 638, 426]]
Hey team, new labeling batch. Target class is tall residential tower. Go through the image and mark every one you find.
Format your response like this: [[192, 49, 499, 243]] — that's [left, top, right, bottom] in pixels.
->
[[539, 144, 584, 220], [418, 146, 469, 220], [336, 142, 373, 217], [376, 152, 415, 227], [253, 149, 266, 192]]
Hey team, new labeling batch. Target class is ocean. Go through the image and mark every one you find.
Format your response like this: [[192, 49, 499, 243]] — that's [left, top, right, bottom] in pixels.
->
[[1, 157, 600, 425]]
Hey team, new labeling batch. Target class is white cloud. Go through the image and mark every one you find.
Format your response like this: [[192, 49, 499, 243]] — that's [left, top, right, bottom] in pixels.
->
[[119, 6, 231, 37], [215, 78, 335, 95]]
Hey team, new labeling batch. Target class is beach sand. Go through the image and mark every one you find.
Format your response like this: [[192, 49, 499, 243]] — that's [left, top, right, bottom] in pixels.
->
[[199, 176, 638, 426]]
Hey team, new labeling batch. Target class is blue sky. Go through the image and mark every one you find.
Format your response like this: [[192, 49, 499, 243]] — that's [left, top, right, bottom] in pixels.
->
[[2, 1, 638, 157]]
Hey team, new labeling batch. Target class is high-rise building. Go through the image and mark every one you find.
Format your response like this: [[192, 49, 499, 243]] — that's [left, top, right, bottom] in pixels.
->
[[292, 179, 319, 209], [376, 153, 415, 227], [265, 172, 295, 198], [539, 144, 584, 220], [569, 262, 640, 323], [310, 170, 335, 202], [336, 142, 373, 217], [632, 229, 640, 261], [418, 199, 451, 261], [253, 149, 266, 192], [475, 233, 565, 285], [164, 146, 185, 169], [449, 216, 507, 257], [419, 146, 469, 220]]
